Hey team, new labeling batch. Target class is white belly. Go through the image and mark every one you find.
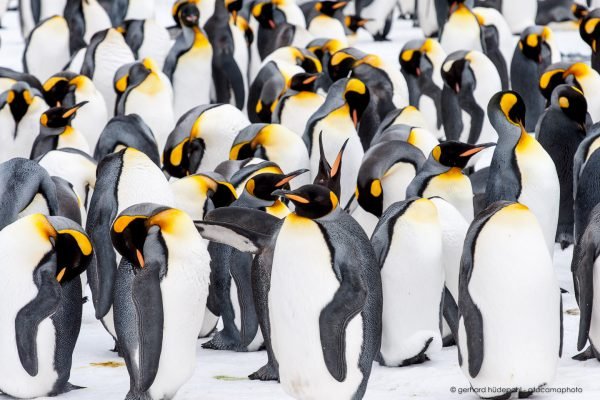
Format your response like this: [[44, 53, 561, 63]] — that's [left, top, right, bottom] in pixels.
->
[[308, 17, 348, 46], [172, 50, 213, 119], [82, 1, 112, 43], [280, 95, 324, 137], [270, 217, 364, 399], [589, 257, 600, 349], [25, 17, 71, 83], [459, 206, 560, 391], [137, 21, 171, 70], [125, 0, 155, 20], [124, 90, 174, 152], [72, 92, 108, 150], [423, 174, 474, 221], [380, 201, 444, 365], [381, 162, 417, 211], [440, 22, 482, 54]]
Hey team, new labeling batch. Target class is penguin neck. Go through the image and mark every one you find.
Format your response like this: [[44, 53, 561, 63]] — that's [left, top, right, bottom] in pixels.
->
[[182, 24, 208, 48], [40, 125, 69, 138], [233, 191, 277, 210]]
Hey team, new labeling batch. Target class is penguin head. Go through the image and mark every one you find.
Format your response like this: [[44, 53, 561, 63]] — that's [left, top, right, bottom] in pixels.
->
[[552, 84, 587, 126], [400, 39, 436, 78], [171, 172, 237, 218], [43, 215, 93, 284], [539, 63, 570, 104], [580, 9, 600, 52], [487, 90, 527, 135], [315, 1, 347, 17], [245, 169, 308, 202], [4, 82, 38, 123], [127, 59, 159, 88], [40, 102, 88, 129], [292, 47, 323, 74], [112, 204, 197, 270], [289, 72, 321, 92], [431, 141, 495, 169], [273, 184, 338, 219], [253, 1, 286, 29], [344, 15, 370, 34], [563, 62, 594, 88], [573, 3, 589, 22], [328, 49, 360, 81], [42, 72, 78, 106], [172, 0, 201, 26], [344, 78, 370, 128], [517, 26, 552, 64], [177, 1, 200, 27], [441, 51, 473, 94], [307, 39, 345, 66], [314, 132, 347, 198]]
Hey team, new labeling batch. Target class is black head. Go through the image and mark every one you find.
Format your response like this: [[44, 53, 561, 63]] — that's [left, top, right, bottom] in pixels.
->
[[580, 9, 600, 51], [552, 84, 587, 125], [314, 132, 346, 198], [226, 0, 243, 20], [178, 2, 200, 27], [40, 102, 88, 128], [344, 15, 370, 33], [487, 90, 527, 132], [289, 72, 321, 92], [539, 64, 569, 103], [5, 83, 36, 123], [315, 1, 347, 17], [344, 78, 370, 128], [253, 1, 284, 29], [42, 73, 78, 106], [46, 215, 94, 284], [328, 49, 359, 81], [441, 54, 471, 94], [431, 141, 495, 168], [245, 169, 308, 201], [517, 26, 551, 63], [272, 184, 338, 219], [572, 3, 589, 21]]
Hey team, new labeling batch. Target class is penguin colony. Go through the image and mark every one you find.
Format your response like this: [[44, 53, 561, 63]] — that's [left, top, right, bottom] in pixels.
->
[[0, 0, 599, 399]]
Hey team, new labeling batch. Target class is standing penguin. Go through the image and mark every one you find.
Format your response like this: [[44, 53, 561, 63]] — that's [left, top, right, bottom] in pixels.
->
[[406, 141, 494, 221], [536, 85, 587, 249], [86, 148, 174, 347], [0, 82, 48, 162], [440, 0, 482, 54], [81, 28, 136, 114], [485, 91, 560, 257], [116, 58, 175, 152], [511, 26, 558, 132], [196, 184, 382, 397], [441, 50, 501, 144], [400, 38, 447, 138], [111, 203, 210, 400], [304, 78, 371, 208], [372, 197, 444, 366], [164, 1, 214, 119], [30, 102, 91, 159], [0, 214, 92, 398], [163, 104, 250, 178], [229, 123, 311, 189], [43, 72, 108, 149], [458, 201, 561, 398]]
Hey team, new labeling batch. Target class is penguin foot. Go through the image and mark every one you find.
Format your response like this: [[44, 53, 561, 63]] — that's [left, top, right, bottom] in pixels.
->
[[372, 34, 390, 42], [198, 326, 218, 339], [50, 382, 85, 395], [399, 337, 433, 366], [556, 232, 574, 250], [572, 346, 596, 361], [560, 288, 569, 294], [442, 335, 456, 347], [202, 332, 243, 351], [125, 390, 153, 400], [111, 340, 124, 357], [518, 390, 534, 399], [248, 362, 279, 381]]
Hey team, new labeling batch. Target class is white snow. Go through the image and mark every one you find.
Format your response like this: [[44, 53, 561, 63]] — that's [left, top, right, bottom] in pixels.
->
[[0, 2, 599, 399]]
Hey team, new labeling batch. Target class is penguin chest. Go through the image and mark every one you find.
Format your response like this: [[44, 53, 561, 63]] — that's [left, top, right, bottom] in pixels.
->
[[149, 247, 210, 400], [381, 162, 417, 210], [514, 135, 559, 254], [57, 127, 91, 154], [308, 16, 347, 45], [459, 209, 559, 390], [589, 256, 600, 350], [380, 202, 444, 365], [269, 216, 364, 399], [172, 46, 213, 116], [82, 1, 112, 42], [441, 15, 482, 54], [280, 93, 324, 137], [423, 169, 474, 221]]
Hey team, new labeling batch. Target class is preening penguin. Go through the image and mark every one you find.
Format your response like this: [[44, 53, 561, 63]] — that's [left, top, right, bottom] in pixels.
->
[[536, 85, 587, 249], [563, 62, 600, 122], [116, 58, 175, 152], [94, 114, 160, 165], [580, 9, 600, 73], [196, 184, 382, 397], [304, 77, 370, 208], [229, 123, 311, 189], [0, 214, 93, 398], [539, 61, 572, 107], [81, 28, 136, 114], [163, 103, 250, 178], [457, 201, 561, 398], [371, 197, 444, 366], [111, 203, 210, 400], [352, 140, 426, 236], [441, 50, 501, 144], [86, 148, 174, 345], [400, 38, 446, 138], [305, 1, 349, 46], [0, 157, 59, 230], [164, 1, 213, 119], [30, 102, 91, 159], [272, 72, 326, 136], [406, 141, 494, 221], [0, 82, 48, 162], [43, 72, 108, 149], [511, 25, 558, 132], [485, 91, 560, 257]]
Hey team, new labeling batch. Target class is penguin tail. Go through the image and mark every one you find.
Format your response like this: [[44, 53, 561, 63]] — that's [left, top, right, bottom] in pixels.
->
[[51, 382, 85, 395], [125, 391, 153, 400]]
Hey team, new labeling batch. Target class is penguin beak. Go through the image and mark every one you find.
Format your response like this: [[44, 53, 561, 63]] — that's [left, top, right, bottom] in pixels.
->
[[460, 142, 496, 157], [268, 19, 276, 29], [333, 1, 348, 9], [232, 10, 238, 22], [271, 189, 310, 204], [62, 101, 89, 118], [274, 169, 309, 187], [331, 139, 348, 178], [303, 74, 319, 85]]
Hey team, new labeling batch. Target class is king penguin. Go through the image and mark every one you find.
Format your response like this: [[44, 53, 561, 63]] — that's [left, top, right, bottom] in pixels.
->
[[485, 91, 560, 257], [580, 8, 600, 74], [0, 214, 93, 398], [195, 184, 382, 397], [563, 62, 600, 122], [458, 201, 561, 399]]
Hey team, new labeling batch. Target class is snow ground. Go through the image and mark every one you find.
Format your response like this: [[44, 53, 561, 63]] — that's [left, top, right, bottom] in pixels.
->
[[0, 3, 599, 400]]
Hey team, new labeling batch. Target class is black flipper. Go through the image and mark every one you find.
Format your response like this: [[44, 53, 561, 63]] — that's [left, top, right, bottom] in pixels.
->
[[441, 87, 463, 141], [442, 285, 459, 342], [575, 235, 596, 351], [319, 265, 367, 382], [16, 252, 61, 376], [231, 253, 260, 348], [196, 207, 281, 254], [133, 227, 164, 392]]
